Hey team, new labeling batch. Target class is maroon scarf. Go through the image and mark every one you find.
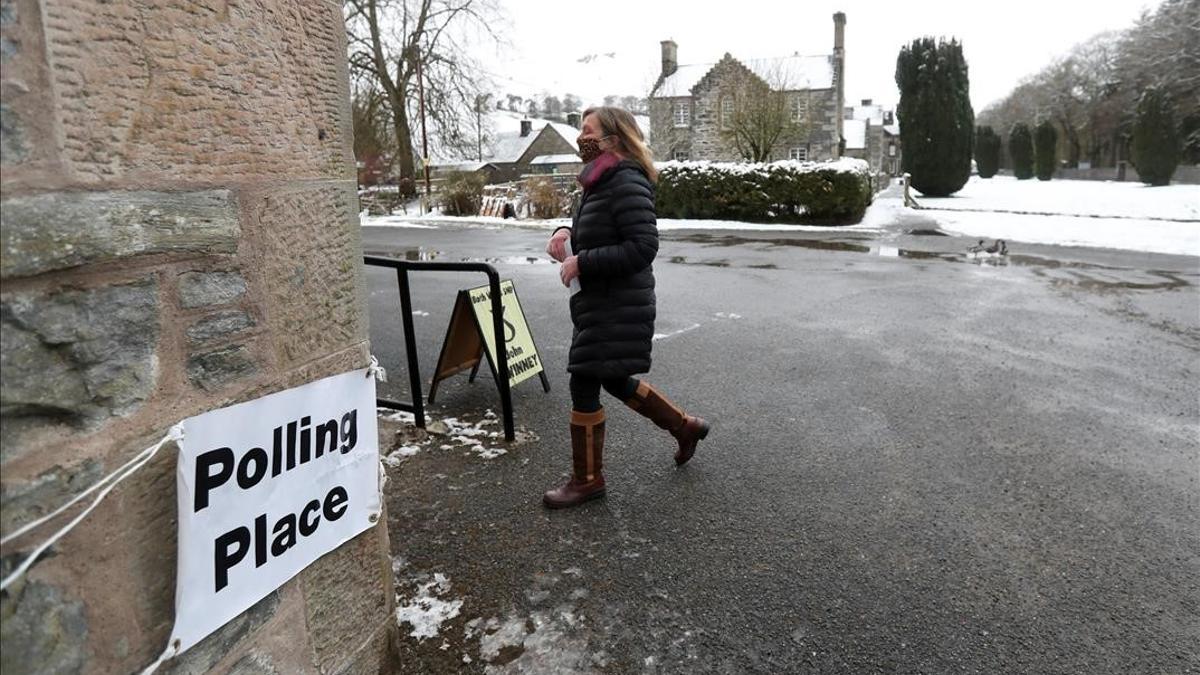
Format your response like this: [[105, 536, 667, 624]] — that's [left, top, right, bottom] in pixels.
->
[[577, 151, 622, 191]]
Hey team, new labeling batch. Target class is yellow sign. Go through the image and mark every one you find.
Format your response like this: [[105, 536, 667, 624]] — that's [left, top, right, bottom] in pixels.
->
[[466, 280, 543, 387]]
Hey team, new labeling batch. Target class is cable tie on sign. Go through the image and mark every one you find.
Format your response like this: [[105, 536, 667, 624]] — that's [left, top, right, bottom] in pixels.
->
[[0, 423, 185, 591], [367, 355, 388, 383]]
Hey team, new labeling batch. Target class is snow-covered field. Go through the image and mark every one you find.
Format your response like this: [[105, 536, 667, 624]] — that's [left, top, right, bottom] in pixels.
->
[[917, 176, 1199, 257], [918, 175, 1199, 221]]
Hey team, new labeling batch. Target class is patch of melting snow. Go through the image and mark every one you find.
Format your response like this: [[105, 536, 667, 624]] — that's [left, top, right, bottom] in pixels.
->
[[395, 573, 463, 640], [713, 312, 743, 319], [378, 408, 417, 423], [412, 310, 430, 316], [381, 409, 530, 463], [382, 444, 422, 466]]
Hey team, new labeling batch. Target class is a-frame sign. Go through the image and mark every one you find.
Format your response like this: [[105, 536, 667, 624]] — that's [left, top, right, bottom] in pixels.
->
[[428, 279, 550, 403]]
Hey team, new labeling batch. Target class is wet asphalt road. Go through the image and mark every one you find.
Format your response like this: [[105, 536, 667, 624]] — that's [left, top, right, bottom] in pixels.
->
[[360, 196, 1199, 674]]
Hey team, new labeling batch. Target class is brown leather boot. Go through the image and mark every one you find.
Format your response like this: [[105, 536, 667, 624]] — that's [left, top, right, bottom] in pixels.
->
[[543, 409, 607, 509], [624, 382, 710, 466]]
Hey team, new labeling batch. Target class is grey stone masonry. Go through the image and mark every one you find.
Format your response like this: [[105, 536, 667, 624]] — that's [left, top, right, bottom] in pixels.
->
[[178, 271, 248, 308], [1, 190, 239, 279], [0, 279, 159, 425], [186, 344, 258, 391], [186, 310, 255, 345]]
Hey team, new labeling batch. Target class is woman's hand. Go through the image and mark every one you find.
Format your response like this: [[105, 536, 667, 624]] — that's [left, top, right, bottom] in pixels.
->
[[559, 255, 580, 287], [546, 229, 570, 262]]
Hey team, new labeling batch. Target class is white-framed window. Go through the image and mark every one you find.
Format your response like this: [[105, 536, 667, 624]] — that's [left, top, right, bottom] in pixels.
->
[[673, 101, 690, 127], [789, 147, 808, 161], [673, 149, 689, 161], [793, 96, 808, 121], [721, 97, 735, 129]]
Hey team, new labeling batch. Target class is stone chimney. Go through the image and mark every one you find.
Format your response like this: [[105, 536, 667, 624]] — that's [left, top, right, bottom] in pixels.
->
[[567, 112, 581, 129], [833, 12, 846, 157], [520, 119, 532, 137], [661, 39, 678, 78]]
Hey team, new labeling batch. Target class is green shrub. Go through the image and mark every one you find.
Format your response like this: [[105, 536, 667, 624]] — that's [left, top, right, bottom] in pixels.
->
[[439, 171, 486, 216], [1009, 123, 1034, 180], [655, 159, 873, 225], [1132, 87, 1180, 186], [1034, 120, 1057, 181], [974, 126, 1001, 178], [895, 37, 975, 196]]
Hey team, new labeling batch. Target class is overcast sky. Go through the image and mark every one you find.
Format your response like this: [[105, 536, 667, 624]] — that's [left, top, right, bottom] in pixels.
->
[[474, 0, 1158, 113]]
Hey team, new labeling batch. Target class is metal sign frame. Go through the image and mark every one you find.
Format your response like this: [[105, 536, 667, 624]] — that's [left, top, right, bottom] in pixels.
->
[[363, 255, 522, 441]]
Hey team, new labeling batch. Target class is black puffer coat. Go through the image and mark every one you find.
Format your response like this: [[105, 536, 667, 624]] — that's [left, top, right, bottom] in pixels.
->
[[565, 160, 658, 379]]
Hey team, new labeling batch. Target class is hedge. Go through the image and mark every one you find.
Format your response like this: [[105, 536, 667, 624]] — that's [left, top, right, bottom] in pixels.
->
[[654, 158, 874, 225]]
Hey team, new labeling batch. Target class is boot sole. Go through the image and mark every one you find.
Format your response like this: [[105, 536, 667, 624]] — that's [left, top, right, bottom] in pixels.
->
[[543, 488, 606, 509], [675, 422, 710, 466]]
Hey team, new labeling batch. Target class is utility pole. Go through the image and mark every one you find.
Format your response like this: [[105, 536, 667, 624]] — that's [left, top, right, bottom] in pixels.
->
[[476, 95, 484, 162], [415, 33, 431, 201]]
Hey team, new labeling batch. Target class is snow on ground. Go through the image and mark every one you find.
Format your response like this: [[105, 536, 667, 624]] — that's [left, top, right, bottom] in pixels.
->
[[377, 408, 515, 462], [395, 572, 464, 640], [931, 210, 1200, 257], [362, 212, 882, 234], [361, 174, 1199, 257], [918, 175, 1199, 221]]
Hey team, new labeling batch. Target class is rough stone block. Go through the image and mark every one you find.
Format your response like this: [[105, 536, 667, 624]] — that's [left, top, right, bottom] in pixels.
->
[[186, 310, 255, 344], [37, 0, 352, 184], [0, 191, 238, 279], [301, 527, 390, 672], [163, 591, 280, 675], [0, 103, 26, 163], [0, 458, 102, 535], [186, 345, 257, 391], [0, 578, 88, 675], [248, 182, 366, 366], [0, 279, 158, 455], [178, 271, 247, 309], [0, 0, 16, 26], [227, 652, 278, 675]]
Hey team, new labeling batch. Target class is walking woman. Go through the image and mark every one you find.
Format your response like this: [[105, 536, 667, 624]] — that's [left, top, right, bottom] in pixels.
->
[[543, 106, 709, 509]]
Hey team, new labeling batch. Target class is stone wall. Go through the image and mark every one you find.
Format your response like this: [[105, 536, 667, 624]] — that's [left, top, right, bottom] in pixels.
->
[[0, 1, 396, 673], [650, 70, 841, 162]]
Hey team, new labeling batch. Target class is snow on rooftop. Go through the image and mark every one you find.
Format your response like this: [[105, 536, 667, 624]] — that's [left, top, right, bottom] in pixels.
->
[[653, 55, 833, 98], [653, 63, 714, 98], [530, 154, 582, 165], [431, 112, 579, 166]]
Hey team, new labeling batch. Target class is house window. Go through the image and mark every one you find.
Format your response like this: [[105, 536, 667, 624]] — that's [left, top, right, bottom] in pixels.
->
[[673, 149, 689, 161], [789, 147, 808, 161], [793, 96, 808, 121], [721, 97, 735, 129], [673, 101, 690, 127]]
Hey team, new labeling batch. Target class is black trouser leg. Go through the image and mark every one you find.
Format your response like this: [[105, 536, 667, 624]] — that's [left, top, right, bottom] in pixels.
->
[[570, 374, 642, 412]]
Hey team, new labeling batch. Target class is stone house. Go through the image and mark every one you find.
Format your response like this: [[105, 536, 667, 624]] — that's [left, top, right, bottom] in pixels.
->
[[433, 116, 581, 184], [650, 13, 847, 163], [843, 99, 902, 176]]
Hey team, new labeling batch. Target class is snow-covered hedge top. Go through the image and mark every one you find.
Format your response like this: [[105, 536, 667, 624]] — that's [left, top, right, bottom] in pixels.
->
[[654, 157, 872, 178]]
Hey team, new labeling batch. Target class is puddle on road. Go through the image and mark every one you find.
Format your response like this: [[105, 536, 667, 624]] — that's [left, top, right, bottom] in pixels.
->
[[668, 256, 730, 267], [662, 233, 1195, 293]]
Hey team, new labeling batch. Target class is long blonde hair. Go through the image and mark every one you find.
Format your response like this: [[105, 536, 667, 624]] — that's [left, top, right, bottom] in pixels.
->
[[582, 106, 658, 183]]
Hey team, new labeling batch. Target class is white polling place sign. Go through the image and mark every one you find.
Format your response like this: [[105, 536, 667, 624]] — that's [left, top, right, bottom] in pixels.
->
[[166, 367, 381, 655]]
